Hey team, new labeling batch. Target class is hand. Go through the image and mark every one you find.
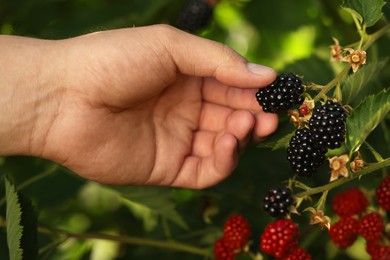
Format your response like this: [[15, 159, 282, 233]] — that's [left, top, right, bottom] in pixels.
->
[[1, 25, 277, 189]]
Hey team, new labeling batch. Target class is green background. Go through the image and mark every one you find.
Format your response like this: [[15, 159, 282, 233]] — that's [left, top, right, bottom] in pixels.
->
[[0, 0, 389, 259]]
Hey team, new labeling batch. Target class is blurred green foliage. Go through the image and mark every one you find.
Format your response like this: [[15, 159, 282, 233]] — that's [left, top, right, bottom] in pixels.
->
[[0, 0, 389, 259]]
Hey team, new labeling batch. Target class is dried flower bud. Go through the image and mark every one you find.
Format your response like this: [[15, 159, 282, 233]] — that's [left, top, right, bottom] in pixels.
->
[[342, 48, 367, 73], [330, 38, 343, 61], [350, 155, 365, 173], [329, 154, 349, 181], [305, 207, 331, 230]]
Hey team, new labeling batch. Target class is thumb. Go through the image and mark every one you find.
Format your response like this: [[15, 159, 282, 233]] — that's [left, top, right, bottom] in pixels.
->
[[161, 25, 276, 88]]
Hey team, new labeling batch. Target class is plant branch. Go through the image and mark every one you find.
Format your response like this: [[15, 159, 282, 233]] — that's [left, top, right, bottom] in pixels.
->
[[36, 226, 211, 257], [295, 157, 390, 198], [362, 24, 390, 50], [313, 65, 351, 102]]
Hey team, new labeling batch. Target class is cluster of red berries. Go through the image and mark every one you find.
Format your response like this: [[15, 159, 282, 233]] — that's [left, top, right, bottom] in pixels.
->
[[214, 214, 251, 260], [260, 218, 311, 259], [329, 176, 390, 259], [214, 214, 311, 259]]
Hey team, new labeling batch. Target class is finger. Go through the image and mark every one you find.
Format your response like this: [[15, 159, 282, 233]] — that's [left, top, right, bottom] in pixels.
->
[[192, 130, 216, 157], [225, 110, 255, 152], [252, 111, 279, 142], [171, 134, 238, 189], [156, 25, 277, 88], [193, 109, 255, 157], [202, 77, 262, 110], [199, 103, 234, 132]]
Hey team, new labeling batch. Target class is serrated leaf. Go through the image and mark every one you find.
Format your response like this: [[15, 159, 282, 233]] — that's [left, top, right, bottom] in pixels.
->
[[106, 186, 188, 230], [5, 177, 37, 260], [272, 132, 295, 151], [341, 0, 386, 27], [5, 177, 23, 260], [346, 88, 390, 152], [342, 58, 388, 104]]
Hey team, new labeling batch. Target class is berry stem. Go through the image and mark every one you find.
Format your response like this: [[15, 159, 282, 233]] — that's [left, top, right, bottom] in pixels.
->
[[363, 141, 384, 162], [0, 218, 212, 257], [313, 24, 390, 103], [362, 24, 390, 51], [294, 157, 390, 198], [45, 228, 211, 257], [313, 65, 350, 102], [316, 190, 328, 211]]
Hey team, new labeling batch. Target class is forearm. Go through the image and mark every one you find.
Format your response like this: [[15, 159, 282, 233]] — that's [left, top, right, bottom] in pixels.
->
[[0, 35, 62, 157]]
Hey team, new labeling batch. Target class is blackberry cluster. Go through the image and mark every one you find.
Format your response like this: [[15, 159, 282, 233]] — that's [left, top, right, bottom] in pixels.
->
[[256, 73, 304, 113], [263, 187, 294, 218], [176, 0, 214, 33], [309, 100, 347, 149], [287, 128, 327, 177]]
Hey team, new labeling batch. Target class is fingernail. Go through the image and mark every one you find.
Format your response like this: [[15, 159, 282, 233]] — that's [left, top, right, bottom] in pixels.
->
[[247, 62, 275, 76]]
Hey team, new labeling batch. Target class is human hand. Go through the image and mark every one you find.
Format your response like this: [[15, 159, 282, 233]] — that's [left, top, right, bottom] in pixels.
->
[[1, 25, 277, 189]]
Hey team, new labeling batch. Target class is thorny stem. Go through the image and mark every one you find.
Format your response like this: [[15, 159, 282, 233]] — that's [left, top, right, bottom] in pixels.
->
[[313, 65, 350, 102], [295, 157, 390, 198], [362, 24, 390, 50], [316, 190, 328, 211], [312, 24, 390, 102]]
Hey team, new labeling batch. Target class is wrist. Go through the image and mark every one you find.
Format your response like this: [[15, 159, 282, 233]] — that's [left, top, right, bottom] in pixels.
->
[[0, 35, 64, 157]]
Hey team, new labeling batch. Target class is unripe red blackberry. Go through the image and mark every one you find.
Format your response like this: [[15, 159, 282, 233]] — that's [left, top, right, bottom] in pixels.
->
[[214, 238, 235, 260], [260, 219, 300, 258], [376, 175, 390, 211], [358, 212, 384, 242], [283, 247, 311, 260], [332, 187, 369, 218], [256, 73, 305, 113], [176, 0, 214, 33], [263, 186, 295, 218], [222, 214, 251, 251], [287, 128, 327, 177], [308, 100, 347, 149], [366, 241, 390, 260], [328, 217, 359, 249]]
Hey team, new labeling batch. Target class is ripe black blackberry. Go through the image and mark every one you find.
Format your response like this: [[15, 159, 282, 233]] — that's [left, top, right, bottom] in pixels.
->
[[263, 186, 294, 218], [287, 128, 327, 177], [176, 0, 214, 33], [256, 73, 305, 113], [309, 100, 347, 149]]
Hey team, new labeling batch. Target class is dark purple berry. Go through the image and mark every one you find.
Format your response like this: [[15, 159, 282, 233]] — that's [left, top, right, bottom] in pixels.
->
[[287, 128, 327, 177], [309, 100, 346, 149], [256, 73, 304, 113], [263, 187, 295, 217], [176, 0, 214, 33]]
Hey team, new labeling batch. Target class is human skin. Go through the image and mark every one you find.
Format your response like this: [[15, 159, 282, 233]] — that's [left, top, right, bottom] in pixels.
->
[[0, 25, 278, 189]]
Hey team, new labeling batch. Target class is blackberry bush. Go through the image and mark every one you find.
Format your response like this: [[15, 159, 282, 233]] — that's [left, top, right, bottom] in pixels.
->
[[308, 100, 347, 149], [287, 128, 327, 177], [256, 73, 305, 113], [263, 186, 295, 218]]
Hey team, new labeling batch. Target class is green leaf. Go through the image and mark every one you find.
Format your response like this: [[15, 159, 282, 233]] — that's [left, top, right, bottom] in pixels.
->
[[106, 186, 188, 230], [5, 177, 23, 260], [341, 0, 386, 27], [346, 88, 390, 152], [342, 58, 388, 104], [5, 177, 38, 260], [271, 132, 295, 151]]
